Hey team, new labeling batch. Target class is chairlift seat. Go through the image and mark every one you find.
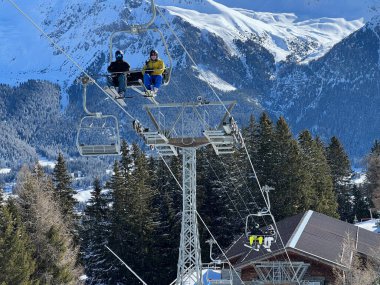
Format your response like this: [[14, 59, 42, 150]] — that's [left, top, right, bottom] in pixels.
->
[[208, 280, 233, 285], [126, 68, 171, 87], [79, 144, 120, 156], [76, 115, 121, 156], [126, 70, 144, 87]]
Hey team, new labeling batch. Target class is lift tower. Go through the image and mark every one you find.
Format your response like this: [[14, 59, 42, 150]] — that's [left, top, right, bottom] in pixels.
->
[[135, 100, 239, 285]]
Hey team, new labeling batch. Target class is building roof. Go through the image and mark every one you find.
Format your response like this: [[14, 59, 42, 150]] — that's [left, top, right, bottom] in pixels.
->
[[355, 219, 380, 233], [225, 210, 380, 269]]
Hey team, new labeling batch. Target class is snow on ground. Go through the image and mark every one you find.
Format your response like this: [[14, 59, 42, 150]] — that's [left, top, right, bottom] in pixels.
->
[[193, 269, 221, 285], [356, 219, 380, 233], [38, 156, 56, 169], [74, 188, 109, 203], [0, 168, 11, 174], [197, 67, 236, 92], [351, 168, 366, 185], [3, 183, 15, 194], [214, 0, 378, 21], [74, 189, 93, 203], [352, 172, 366, 185], [0, 0, 124, 108], [161, 0, 364, 63]]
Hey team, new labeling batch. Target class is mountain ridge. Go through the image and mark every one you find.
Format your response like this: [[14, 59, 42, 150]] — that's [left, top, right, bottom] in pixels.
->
[[0, 0, 380, 168]]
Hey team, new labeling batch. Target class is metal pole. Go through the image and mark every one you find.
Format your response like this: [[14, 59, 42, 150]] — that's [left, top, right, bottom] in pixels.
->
[[176, 148, 203, 285]]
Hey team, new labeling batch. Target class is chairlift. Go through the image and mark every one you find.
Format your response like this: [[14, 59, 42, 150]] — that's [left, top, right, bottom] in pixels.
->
[[76, 115, 121, 156], [205, 240, 233, 285], [107, 0, 173, 96], [76, 76, 121, 156], [244, 186, 277, 252]]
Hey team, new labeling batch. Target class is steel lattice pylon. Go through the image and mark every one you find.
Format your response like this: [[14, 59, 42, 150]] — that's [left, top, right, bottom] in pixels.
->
[[176, 148, 202, 285], [137, 101, 238, 285]]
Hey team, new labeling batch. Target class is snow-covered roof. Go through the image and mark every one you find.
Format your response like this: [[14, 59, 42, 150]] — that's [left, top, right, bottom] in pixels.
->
[[355, 219, 380, 234]]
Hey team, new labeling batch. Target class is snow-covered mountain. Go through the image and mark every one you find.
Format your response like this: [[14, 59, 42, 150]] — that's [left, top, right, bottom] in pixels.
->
[[1, 0, 380, 165], [0, 0, 369, 84]]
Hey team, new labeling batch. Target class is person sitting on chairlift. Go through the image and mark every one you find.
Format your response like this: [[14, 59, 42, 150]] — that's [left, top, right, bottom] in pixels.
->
[[142, 49, 165, 95], [107, 50, 130, 97], [262, 225, 275, 251], [248, 223, 265, 250]]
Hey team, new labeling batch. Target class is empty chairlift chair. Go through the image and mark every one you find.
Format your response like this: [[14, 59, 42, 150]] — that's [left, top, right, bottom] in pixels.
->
[[205, 240, 233, 285], [76, 76, 121, 156], [76, 115, 121, 156]]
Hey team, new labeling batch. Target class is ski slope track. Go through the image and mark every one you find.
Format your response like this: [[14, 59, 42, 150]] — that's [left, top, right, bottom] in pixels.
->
[[0, 0, 372, 94]]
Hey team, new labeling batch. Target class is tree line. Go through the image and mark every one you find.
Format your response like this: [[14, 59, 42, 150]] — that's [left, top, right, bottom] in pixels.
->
[[0, 113, 378, 284]]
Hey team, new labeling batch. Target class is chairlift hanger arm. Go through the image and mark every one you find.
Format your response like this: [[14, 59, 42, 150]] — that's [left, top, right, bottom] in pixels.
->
[[146, 0, 156, 28], [218, 102, 236, 130], [145, 108, 161, 131], [79, 76, 102, 117]]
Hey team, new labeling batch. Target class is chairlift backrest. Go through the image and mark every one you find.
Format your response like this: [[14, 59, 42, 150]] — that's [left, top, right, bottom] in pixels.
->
[[76, 115, 121, 156]]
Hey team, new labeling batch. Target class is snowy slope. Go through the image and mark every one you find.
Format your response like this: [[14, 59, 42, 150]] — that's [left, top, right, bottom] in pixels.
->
[[161, 0, 364, 62], [215, 0, 378, 21], [0, 0, 125, 107], [0, 0, 369, 91]]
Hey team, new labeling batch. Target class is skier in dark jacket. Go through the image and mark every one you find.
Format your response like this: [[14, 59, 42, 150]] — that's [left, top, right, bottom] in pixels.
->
[[107, 50, 130, 96]]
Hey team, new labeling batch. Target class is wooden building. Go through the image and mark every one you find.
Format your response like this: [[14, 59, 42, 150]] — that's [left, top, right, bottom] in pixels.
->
[[224, 210, 380, 285]]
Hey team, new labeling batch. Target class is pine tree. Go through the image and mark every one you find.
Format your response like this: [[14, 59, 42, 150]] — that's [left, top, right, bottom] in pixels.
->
[[127, 143, 157, 284], [326, 136, 352, 221], [197, 146, 235, 252], [298, 131, 338, 218], [80, 177, 111, 284], [150, 157, 179, 284], [15, 166, 81, 284], [352, 184, 372, 222], [366, 140, 380, 211], [0, 201, 37, 285], [256, 113, 276, 186], [326, 137, 352, 185], [232, 114, 260, 220], [271, 117, 313, 219], [243, 114, 259, 159], [108, 142, 158, 284], [0, 187, 3, 207], [119, 139, 132, 178], [52, 153, 77, 223], [107, 161, 129, 284]]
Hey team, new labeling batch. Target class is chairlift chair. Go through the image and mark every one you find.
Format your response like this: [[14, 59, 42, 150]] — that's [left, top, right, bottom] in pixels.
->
[[76, 76, 121, 156], [108, 26, 173, 93], [205, 240, 233, 285], [76, 115, 121, 156], [244, 187, 277, 251], [244, 213, 277, 251]]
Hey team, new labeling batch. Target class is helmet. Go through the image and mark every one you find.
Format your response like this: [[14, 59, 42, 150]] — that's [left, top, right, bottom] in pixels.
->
[[150, 49, 158, 57], [115, 50, 124, 60]]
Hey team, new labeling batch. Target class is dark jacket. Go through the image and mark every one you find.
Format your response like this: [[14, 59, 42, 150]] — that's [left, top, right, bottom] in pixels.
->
[[107, 60, 130, 73]]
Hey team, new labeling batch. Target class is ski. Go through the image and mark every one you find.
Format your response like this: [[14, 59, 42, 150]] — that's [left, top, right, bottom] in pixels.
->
[[104, 86, 127, 107], [137, 79, 159, 105]]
